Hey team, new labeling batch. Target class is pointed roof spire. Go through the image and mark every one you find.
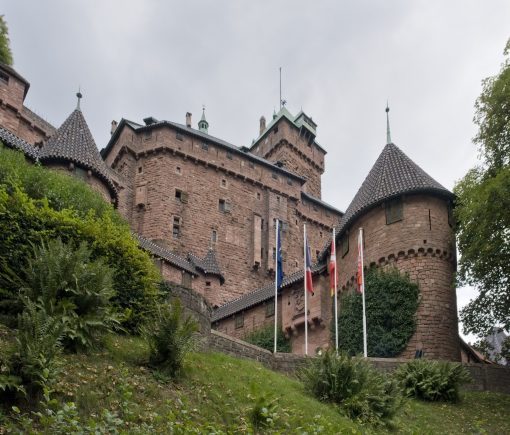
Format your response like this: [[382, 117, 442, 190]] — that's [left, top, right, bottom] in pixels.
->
[[386, 102, 391, 144], [198, 105, 209, 133], [76, 88, 82, 111]]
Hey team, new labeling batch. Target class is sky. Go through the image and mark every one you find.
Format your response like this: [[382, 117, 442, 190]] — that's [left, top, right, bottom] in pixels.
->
[[3, 1, 509, 341]]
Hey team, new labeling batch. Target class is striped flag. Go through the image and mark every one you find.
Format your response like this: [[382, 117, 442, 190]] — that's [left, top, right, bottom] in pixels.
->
[[357, 232, 364, 293], [305, 238, 314, 295], [329, 237, 337, 296]]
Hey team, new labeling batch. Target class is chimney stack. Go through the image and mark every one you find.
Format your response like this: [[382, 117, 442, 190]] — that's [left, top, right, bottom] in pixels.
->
[[259, 116, 266, 135], [186, 112, 192, 128], [111, 120, 118, 135]]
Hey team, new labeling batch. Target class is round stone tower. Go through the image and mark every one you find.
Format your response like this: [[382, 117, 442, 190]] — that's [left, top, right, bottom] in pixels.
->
[[331, 142, 459, 361]]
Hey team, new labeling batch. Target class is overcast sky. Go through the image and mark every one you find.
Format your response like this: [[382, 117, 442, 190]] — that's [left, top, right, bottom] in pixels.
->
[[4, 1, 509, 341]]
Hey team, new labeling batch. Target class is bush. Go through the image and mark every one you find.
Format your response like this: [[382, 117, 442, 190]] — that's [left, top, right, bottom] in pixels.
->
[[244, 324, 291, 353], [335, 267, 419, 357], [18, 238, 119, 351], [395, 359, 472, 402], [0, 145, 161, 331], [300, 350, 402, 424], [143, 300, 198, 378], [8, 299, 64, 400]]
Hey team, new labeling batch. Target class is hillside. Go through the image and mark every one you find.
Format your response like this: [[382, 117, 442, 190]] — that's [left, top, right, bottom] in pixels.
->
[[3, 335, 509, 434]]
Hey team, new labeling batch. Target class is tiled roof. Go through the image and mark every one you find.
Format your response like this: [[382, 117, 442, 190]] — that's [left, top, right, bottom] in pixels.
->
[[318, 142, 454, 261], [101, 118, 306, 183], [39, 109, 117, 198], [0, 127, 39, 160], [211, 263, 326, 322], [188, 249, 225, 284], [134, 234, 198, 275], [301, 192, 344, 215]]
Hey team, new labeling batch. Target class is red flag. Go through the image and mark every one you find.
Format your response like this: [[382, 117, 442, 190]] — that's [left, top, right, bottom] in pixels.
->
[[305, 240, 314, 295], [357, 231, 363, 293], [329, 238, 337, 296]]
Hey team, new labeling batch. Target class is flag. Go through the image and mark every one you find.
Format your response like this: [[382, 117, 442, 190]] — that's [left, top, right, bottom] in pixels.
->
[[276, 222, 284, 289], [329, 238, 337, 296], [357, 231, 363, 293], [305, 238, 314, 295]]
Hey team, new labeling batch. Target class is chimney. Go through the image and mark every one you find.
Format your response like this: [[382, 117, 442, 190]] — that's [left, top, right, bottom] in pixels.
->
[[110, 120, 118, 135], [259, 116, 266, 135], [186, 112, 192, 128]]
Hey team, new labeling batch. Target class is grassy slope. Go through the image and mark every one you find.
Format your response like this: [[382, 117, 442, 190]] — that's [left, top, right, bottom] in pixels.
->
[[8, 335, 510, 434]]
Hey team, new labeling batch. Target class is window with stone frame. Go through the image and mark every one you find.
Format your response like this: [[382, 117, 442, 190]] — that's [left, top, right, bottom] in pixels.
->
[[175, 189, 188, 203], [266, 301, 275, 317], [172, 216, 181, 239], [385, 198, 403, 225], [181, 272, 192, 288], [211, 229, 217, 243], [235, 312, 244, 329], [218, 199, 231, 213]]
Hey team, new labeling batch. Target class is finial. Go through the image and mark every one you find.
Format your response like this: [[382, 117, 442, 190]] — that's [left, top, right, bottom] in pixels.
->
[[386, 101, 391, 144], [76, 87, 82, 111]]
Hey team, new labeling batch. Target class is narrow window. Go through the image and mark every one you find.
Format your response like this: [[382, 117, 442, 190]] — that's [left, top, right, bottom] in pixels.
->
[[235, 313, 244, 329], [316, 250, 320, 260], [144, 130, 152, 139], [181, 272, 192, 288], [211, 230, 217, 243], [138, 166, 143, 174], [176, 132, 183, 141], [385, 198, 403, 225], [276, 196, 280, 203], [175, 189, 182, 201], [221, 179, 227, 188], [176, 166, 182, 175], [272, 172, 278, 180], [256, 192, 261, 200], [266, 301, 275, 317], [320, 231, 323, 238], [226, 152, 233, 160], [219, 199, 225, 212], [287, 178, 293, 186], [172, 216, 181, 239]]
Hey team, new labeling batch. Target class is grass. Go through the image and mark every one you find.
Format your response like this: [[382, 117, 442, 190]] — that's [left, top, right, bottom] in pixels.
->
[[3, 334, 510, 434]]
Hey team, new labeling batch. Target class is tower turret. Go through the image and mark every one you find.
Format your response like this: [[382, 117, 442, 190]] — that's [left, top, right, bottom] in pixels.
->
[[198, 107, 209, 133]]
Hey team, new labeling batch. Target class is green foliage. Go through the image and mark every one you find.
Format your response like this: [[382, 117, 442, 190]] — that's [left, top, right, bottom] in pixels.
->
[[300, 350, 403, 424], [0, 15, 13, 66], [0, 145, 160, 331], [396, 359, 472, 403], [19, 238, 118, 351], [244, 323, 291, 353], [455, 39, 510, 336], [143, 300, 198, 378], [248, 393, 281, 431], [335, 267, 419, 357], [8, 299, 64, 399]]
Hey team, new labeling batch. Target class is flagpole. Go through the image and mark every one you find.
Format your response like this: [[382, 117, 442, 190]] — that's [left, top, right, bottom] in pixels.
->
[[274, 220, 279, 354], [333, 228, 339, 353], [359, 227, 367, 358], [304, 223, 308, 356]]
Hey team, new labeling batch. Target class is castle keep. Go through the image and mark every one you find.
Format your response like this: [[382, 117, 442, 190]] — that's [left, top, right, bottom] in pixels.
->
[[0, 62, 460, 360]]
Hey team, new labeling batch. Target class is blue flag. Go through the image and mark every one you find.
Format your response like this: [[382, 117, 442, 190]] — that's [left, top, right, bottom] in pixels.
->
[[276, 222, 284, 289]]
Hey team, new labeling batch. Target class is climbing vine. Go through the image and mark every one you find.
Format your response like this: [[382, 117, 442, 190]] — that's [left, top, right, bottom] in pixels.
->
[[333, 267, 419, 357]]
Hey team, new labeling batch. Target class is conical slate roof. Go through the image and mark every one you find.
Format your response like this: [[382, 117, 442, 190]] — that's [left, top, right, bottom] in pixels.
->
[[319, 142, 453, 260], [39, 109, 116, 196], [188, 249, 225, 284]]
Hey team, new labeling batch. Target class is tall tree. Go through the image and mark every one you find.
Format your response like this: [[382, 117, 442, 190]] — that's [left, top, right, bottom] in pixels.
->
[[455, 39, 510, 337], [0, 15, 13, 66]]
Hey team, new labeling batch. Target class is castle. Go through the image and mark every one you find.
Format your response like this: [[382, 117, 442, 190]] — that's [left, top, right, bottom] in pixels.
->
[[0, 62, 461, 361]]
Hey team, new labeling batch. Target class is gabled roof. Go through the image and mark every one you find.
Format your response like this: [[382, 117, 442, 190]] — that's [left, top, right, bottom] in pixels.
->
[[39, 109, 117, 198], [101, 117, 306, 183], [319, 142, 454, 261], [0, 127, 39, 160], [188, 249, 225, 284], [135, 234, 198, 275], [211, 263, 326, 322]]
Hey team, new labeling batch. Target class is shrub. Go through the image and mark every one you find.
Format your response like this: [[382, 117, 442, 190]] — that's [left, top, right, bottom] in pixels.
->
[[395, 359, 472, 402], [0, 145, 161, 331], [300, 350, 402, 424], [9, 299, 64, 400], [334, 267, 419, 357], [244, 324, 291, 353], [18, 238, 119, 351], [143, 300, 198, 378]]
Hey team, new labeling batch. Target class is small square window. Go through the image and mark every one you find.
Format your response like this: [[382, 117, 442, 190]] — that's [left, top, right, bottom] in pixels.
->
[[385, 198, 403, 225], [176, 132, 183, 141], [144, 130, 152, 140], [176, 166, 182, 175], [175, 189, 182, 200], [287, 178, 293, 186], [249, 162, 255, 169], [266, 301, 275, 317], [226, 152, 233, 160], [201, 142, 209, 151], [219, 199, 231, 213], [205, 281, 211, 287]]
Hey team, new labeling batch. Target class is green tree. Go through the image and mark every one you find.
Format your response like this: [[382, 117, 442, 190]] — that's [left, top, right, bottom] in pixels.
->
[[0, 15, 13, 66], [455, 39, 510, 336]]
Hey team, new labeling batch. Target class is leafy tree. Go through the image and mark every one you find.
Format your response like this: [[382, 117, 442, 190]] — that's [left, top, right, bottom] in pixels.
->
[[0, 15, 13, 66], [455, 39, 510, 336]]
